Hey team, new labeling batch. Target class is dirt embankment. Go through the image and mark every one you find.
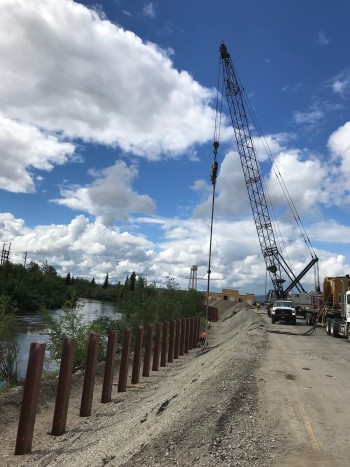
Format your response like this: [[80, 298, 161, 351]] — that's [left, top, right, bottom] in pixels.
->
[[0, 303, 282, 467]]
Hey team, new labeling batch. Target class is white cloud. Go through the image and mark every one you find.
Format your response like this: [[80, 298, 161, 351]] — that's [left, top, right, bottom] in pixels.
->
[[316, 32, 329, 46], [1, 0, 350, 297], [52, 160, 156, 224], [310, 220, 350, 244], [281, 83, 302, 94], [266, 150, 329, 214], [216, 121, 350, 250], [252, 132, 292, 162], [328, 122, 350, 173], [1, 213, 154, 283], [1, 204, 350, 293], [0, 115, 75, 193], [0, 0, 216, 160], [138, 215, 336, 294], [326, 122, 350, 206], [329, 69, 350, 97], [142, 2, 156, 19], [192, 151, 249, 219], [193, 133, 295, 219], [292, 108, 324, 127]]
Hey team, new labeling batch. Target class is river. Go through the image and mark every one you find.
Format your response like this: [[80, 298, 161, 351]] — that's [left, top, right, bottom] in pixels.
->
[[15, 298, 121, 379]]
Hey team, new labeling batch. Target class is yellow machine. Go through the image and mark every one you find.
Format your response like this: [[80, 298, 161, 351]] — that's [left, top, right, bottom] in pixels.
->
[[323, 275, 350, 308]]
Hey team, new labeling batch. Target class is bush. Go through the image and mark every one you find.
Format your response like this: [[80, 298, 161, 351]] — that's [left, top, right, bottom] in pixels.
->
[[0, 296, 19, 384], [41, 294, 122, 369]]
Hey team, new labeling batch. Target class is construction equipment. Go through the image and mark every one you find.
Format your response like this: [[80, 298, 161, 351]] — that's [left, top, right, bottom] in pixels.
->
[[305, 275, 350, 338], [218, 43, 319, 301]]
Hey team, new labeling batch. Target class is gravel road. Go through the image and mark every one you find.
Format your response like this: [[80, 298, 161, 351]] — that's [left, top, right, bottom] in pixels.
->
[[259, 312, 350, 467], [2, 302, 348, 466]]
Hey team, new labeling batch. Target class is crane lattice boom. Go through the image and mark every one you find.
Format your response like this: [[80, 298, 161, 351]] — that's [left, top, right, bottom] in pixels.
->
[[219, 42, 318, 298]]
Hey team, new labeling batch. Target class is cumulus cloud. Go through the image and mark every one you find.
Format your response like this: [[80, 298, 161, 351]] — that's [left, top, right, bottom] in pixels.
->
[[136, 215, 330, 293], [266, 150, 329, 215], [191, 132, 291, 220], [1, 205, 349, 293], [0, 115, 75, 193], [325, 121, 350, 205], [52, 160, 156, 224], [192, 151, 248, 219], [2, 2, 350, 295], [0, 0, 216, 160], [328, 122, 350, 210], [234, 121, 350, 229], [328, 121, 350, 172], [252, 132, 292, 162], [1, 213, 154, 283]]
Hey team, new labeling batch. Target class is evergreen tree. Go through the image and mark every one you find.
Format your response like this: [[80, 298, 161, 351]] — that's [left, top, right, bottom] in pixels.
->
[[129, 271, 136, 291], [124, 275, 129, 289], [136, 275, 145, 290], [65, 272, 71, 285], [102, 273, 109, 289]]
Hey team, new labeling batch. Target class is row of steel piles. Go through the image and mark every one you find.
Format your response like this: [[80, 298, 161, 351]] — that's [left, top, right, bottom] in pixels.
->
[[15, 316, 201, 455]]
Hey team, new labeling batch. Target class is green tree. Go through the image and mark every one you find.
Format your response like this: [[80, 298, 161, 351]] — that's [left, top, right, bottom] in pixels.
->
[[129, 271, 136, 291], [102, 273, 109, 289], [0, 296, 19, 384], [41, 293, 120, 369], [124, 275, 129, 289], [0, 260, 68, 311], [41, 294, 91, 368], [65, 272, 71, 285]]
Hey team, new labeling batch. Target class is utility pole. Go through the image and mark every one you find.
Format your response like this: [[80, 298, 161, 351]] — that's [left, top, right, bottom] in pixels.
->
[[1, 243, 11, 266]]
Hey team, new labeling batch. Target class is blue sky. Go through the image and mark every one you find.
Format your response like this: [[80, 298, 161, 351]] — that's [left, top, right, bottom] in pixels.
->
[[1, 0, 350, 294]]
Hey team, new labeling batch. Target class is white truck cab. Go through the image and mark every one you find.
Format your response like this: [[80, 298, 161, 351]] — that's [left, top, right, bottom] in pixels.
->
[[271, 300, 297, 325], [326, 290, 350, 338]]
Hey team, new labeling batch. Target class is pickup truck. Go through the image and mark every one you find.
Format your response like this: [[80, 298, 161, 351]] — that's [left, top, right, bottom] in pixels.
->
[[271, 300, 297, 325]]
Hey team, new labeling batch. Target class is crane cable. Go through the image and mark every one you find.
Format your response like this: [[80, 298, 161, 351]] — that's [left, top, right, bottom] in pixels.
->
[[231, 66, 320, 291], [240, 82, 317, 260], [205, 57, 223, 337], [226, 60, 318, 263]]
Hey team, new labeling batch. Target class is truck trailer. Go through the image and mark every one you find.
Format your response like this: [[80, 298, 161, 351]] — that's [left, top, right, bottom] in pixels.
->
[[287, 291, 322, 319], [322, 276, 350, 339]]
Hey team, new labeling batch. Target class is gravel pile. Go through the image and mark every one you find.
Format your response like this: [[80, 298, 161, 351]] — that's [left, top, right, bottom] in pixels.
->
[[120, 306, 275, 467]]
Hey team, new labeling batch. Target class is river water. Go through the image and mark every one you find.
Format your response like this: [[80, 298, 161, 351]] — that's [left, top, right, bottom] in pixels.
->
[[15, 298, 121, 379]]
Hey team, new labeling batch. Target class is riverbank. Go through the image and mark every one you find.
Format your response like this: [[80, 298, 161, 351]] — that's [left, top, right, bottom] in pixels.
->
[[11, 298, 120, 380], [0, 303, 284, 466]]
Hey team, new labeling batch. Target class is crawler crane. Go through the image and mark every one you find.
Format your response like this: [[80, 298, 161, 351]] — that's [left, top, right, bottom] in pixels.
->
[[217, 43, 319, 302]]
